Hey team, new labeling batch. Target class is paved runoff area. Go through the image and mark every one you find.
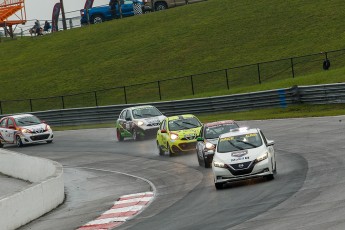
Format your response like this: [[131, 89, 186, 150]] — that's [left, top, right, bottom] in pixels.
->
[[77, 192, 154, 230], [0, 172, 30, 198]]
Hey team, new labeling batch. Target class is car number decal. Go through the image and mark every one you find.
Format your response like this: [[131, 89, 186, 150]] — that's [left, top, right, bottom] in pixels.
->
[[231, 156, 249, 161]]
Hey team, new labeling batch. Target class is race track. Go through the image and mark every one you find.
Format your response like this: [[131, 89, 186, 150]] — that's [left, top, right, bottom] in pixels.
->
[[15, 116, 345, 230]]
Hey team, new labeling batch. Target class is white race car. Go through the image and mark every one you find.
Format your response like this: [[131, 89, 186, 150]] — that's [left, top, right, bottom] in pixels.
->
[[0, 114, 53, 147], [116, 105, 166, 141], [212, 128, 276, 190]]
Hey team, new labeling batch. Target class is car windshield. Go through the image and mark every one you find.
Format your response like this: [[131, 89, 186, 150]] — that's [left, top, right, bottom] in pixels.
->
[[168, 117, 201, 131], [14, 115, 41, 126], [217, 133, 263, 153], [132, 107, 162, 119], [204, 124, 239, 139]]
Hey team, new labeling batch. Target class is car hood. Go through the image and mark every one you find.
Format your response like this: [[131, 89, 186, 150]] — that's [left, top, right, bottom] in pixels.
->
[[206, 138, 218, 145], [135, 115, 166, 125], [215, 145, 266, 163], [19, 124, 47, 133], [173, 127, 201, 139]]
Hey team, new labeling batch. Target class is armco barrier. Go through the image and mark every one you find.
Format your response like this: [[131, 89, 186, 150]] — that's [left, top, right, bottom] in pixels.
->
[[1, 83, 345, 126], [0, 149, 64, 230]]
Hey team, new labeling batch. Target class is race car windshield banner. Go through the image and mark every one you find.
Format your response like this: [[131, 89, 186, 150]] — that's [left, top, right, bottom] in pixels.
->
[[84, 0, 94, 9], [52, 3, 61, 32]]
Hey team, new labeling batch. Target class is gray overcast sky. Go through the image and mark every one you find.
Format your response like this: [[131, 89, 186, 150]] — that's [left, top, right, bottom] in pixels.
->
[[25, 0, 109, 21]]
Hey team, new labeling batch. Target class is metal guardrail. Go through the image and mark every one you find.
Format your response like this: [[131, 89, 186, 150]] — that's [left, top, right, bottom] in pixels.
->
[[1, 83, 338, 126]]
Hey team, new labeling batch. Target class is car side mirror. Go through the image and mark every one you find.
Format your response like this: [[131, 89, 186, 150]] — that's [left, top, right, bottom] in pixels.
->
[[161, 129, 167, 133], [197, 137, 204, 141], [267, 140, 275, 146]]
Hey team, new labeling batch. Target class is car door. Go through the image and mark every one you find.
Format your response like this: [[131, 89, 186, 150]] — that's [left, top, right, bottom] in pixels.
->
[[0, 118, 8, 142], [6, 118, 16, 143], [121, 1, 134, 16], [117, 110, 127, 131], [124, 109, 134, 132], [196, 125, 205, 159], [174, 0, 186, 7], [157, 120, 168, 150]]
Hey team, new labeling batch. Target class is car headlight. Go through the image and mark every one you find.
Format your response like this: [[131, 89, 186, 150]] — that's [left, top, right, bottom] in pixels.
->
[[46, 125, 51, 131], [21, 128, 31, 134], [170, 133, 179, 140], [256, 152, 268, 163], [205, 142, 215, 149], [213, 161, 228, 168], [137, 121, 144, 126]]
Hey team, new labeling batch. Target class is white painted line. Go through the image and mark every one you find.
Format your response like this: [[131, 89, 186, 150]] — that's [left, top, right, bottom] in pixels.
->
[[115, 196, 152, 204], [103, 205, 144, 215]]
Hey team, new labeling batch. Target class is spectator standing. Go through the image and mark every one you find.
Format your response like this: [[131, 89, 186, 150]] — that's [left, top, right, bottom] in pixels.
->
[[35, 20, 40, 34], [43, 21, 51, 33]]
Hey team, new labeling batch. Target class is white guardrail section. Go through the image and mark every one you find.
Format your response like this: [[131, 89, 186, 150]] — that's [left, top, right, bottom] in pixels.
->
[[0, 149, 64, 230]]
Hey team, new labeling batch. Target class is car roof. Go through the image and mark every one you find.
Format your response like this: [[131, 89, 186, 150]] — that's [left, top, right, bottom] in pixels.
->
[[167, 114, 196, 121], [219, 128, 259, 138], [126, 105, 156, 110], [5, 114, 34, 119], [204, 120, 236, 127]]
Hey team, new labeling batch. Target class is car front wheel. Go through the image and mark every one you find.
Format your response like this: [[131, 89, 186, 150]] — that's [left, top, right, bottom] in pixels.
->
[[157, 141, 164, 156], [91, 15, 104, 24], [117, 128, 124, 141], [16, 136, 23, 147], [215, 182, 224, 190], [0, 141, 3, 148]]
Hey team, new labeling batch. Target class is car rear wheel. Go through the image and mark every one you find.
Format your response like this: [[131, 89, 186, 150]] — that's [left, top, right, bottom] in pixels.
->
[[215, 182, 224, 190], [16, 136, 23, 147], [155, 2, 167, 11], [157, 141, 164, 156], [117, 129, 124, 141]]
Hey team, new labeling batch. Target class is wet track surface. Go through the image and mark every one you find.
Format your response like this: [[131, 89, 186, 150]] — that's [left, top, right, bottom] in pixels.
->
[[10, 116, 345, 230]]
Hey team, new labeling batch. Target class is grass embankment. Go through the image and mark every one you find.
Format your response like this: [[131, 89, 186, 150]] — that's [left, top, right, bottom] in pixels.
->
[[1, 0, 345, 117]]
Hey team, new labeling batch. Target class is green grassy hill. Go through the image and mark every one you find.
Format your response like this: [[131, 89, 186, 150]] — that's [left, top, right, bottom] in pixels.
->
[[1, 0, 345, 107]]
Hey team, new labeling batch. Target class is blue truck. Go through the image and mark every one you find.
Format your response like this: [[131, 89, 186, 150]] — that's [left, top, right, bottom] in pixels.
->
[[80, 0, 150, 25]]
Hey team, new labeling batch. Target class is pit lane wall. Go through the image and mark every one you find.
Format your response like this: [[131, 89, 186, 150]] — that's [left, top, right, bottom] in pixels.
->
[[0, 149, 64, 230]]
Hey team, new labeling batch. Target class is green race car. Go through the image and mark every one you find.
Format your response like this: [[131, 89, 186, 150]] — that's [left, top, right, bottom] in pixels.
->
[[156, 114, 202, 156]]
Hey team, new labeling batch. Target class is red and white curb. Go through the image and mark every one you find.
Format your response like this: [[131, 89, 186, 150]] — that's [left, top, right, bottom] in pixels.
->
[[77, 192, 154, 230]]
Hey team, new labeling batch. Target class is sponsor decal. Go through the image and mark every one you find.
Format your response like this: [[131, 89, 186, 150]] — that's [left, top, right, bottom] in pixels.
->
[[231, 156, 249, 162], [231, 150, 248, 157]]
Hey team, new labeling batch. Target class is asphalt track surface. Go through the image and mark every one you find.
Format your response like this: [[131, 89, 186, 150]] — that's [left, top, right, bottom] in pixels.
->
[[9, 116, 345, 230]]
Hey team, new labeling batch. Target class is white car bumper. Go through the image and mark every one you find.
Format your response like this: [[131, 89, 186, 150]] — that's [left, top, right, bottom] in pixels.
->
[[19, 131, 54, 145]]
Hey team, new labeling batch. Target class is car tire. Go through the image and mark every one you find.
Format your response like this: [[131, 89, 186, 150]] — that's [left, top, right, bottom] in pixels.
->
[[0, 141, 3, 148], [215, 182, 224, 190], [157, 141, 164, 156], [265, 174, 274, 181], [91, 15, 104, 24], [132, 129, 140, 141], [117, 128, 124, 141], [167, 143, 174, 157], [16, 136, 23, 147], [155, 2, 167, 11], [46, 140, 53, 144], [204, 155, 211, 168], [197, 151, 203, 166], [273, 160, 277, 174]]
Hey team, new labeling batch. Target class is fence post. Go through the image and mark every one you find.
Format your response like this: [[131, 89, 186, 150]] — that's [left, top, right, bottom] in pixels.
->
[[157, 81, 162, 100], [123, 86, 127, 104], [290, 58, 295, 78], [94, 91, 98, 106], [0, 101, 2, 114], [225, 68, 229, 90], [29, 99, 33, 112], [257, 63, 261, 84], [190, 75, 195, 95], [61, 96, 65, 109]]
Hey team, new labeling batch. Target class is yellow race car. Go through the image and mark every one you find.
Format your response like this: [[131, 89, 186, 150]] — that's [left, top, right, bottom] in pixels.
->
[[156, 114, 202, 156]]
